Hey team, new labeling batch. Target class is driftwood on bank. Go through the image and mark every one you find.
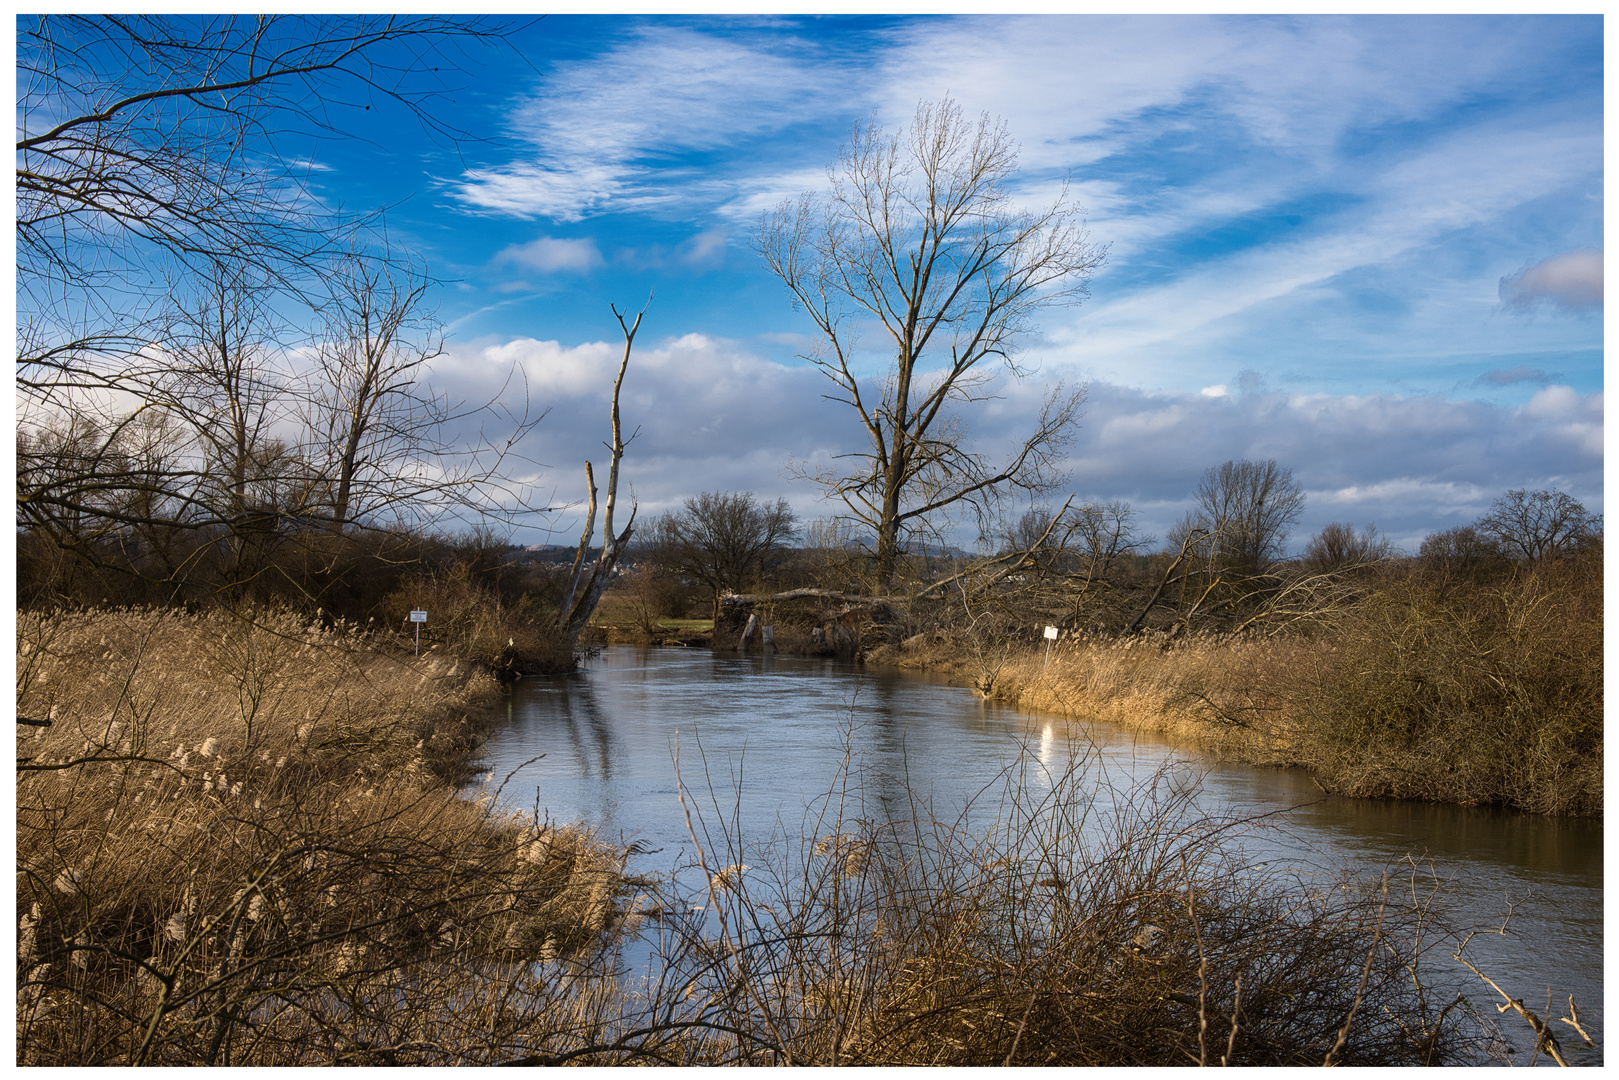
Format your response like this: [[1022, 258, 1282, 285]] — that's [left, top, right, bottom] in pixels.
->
[[723, 588, 872, 606]]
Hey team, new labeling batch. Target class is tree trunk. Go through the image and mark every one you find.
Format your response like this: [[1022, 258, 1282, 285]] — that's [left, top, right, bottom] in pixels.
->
[[556, 302, 645, 652]]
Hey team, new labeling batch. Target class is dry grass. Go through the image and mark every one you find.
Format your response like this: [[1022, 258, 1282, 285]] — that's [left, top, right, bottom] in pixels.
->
[[889, 630, 1297, 753], [14, 606, 1564, 1064], [381, 561, 577, 676], [16, 606, 636, 1065], [889, 579, 1600, 816]]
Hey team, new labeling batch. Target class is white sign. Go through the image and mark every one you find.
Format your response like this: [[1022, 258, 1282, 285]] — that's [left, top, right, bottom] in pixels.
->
[[409, 610, 428, 623], [1043, 625, 1059, 640]]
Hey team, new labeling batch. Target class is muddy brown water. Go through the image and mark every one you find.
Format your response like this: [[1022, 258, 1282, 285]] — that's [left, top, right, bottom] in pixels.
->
[[475, 645, 1602, 1064]]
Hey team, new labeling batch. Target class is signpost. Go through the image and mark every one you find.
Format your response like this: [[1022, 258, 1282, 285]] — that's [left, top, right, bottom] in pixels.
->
[[1043, 624, 1058, 672], [410, 609, 427, 655]]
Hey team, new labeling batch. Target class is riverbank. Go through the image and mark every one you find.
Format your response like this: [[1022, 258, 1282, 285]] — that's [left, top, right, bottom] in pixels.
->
[[16, 606, 636, 1065], [474, 646, 1591, 1065], [21, 607, 1587, 1063], [867, 623, 1601, 817]]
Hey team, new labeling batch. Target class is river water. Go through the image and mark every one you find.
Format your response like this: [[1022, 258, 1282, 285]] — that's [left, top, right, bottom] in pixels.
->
[[475, 645, 1603, 1064]]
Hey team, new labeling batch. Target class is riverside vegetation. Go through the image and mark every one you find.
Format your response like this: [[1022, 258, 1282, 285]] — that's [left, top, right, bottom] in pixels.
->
[[17, 604, 1531, 1064], [16, 606, 631, 1065], [683, 487, 1601, 819], [18, 485, 1600, 1063], [882, 542, 1602, 816]]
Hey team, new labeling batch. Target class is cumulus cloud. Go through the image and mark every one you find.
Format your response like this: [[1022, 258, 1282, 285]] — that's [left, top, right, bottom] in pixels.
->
[[1060, 382, 1602, 549], [1498, 248, 1603, 314], [493, 236, 605, 274], [424, 333, 849, 532], [422, 333, 1602, 552]]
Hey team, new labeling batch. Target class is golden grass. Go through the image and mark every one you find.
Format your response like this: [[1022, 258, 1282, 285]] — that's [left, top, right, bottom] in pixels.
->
[[16, 606, 636, 1065], [888, 602, 1600, 816], [14, 605, 1561, 1064]]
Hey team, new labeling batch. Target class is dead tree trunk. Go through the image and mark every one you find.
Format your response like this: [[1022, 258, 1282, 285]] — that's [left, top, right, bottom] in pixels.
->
[[556, 301, 645, 650]]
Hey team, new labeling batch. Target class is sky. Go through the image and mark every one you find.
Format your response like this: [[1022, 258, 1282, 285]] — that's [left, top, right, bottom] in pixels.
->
[[303, 14, 1602, 553]]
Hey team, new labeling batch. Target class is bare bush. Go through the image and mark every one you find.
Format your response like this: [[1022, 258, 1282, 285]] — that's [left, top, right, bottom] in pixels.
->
[[497, 746, 1487, 1065]]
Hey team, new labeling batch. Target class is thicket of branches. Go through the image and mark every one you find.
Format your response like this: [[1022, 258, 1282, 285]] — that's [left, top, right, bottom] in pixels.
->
[[14, 16, 607, 664]]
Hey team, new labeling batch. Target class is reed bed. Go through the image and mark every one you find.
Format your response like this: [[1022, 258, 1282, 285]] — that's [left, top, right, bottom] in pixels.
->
[[905, 589, 1600, 817], [15, 606, 1569, 1065], [16, 606, 635, 1065]]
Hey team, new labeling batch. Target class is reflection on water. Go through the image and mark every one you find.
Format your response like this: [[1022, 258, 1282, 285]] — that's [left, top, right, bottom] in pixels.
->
[[477, 646, 1602, 1064]]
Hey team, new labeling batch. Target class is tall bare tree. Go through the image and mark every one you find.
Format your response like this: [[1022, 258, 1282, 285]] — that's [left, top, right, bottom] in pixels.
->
[[757, 97, 1104, 591], [17, 15, 507, 381], [159, 261, 304, 572], [17, 16, 516, 561], [308, 254, 443, 531]]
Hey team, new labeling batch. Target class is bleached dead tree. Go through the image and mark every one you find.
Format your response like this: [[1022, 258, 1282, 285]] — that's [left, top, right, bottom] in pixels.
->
[[555, 303, 645, 649]]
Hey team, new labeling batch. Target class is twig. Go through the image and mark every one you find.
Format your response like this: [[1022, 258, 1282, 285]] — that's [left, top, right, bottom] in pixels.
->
[[1451, 947, 1569, 1067], [1221, 975, 1242, 1066], [1185, 857, 1209, 1067], [1324, 873, 1387, 1066], [1558, 994, 1595, 1046], [1004, 990, 1037, 1066]]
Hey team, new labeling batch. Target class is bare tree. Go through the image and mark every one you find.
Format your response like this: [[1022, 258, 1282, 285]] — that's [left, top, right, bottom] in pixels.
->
[[158, 261, 305, 577], [757, 97, 1104, 591], [18, 15, 508, 385], [653, 493, 798, 621], [17, 16, 521, 571], [1476, 488, 1600, 562], [1302, 522, 1393, 573], [555, 304, 644, 650], [307, 254, 443, 530], [1191, 459, 1306, 574]]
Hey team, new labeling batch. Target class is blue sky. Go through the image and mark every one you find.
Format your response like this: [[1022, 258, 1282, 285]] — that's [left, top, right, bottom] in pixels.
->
[[307, 14, 1602, 551]]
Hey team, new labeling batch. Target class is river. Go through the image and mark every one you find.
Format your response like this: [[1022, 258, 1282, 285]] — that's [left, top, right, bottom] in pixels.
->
[[474, 645, 1602, 1065]]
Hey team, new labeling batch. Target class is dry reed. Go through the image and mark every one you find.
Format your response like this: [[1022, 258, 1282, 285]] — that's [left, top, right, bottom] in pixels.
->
[[899, 576, 1600, 817], [16, 605, 635, 1065]]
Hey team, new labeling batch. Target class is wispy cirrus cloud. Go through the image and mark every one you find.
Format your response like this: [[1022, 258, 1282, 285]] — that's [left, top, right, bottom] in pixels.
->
[[413, 16, 1599, 545], [448, 25, 857, 222], [490, 229, 732, 278], [494, 236, 606, 274]]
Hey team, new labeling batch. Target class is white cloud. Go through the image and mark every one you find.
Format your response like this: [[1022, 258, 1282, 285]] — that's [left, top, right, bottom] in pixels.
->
[[1060, 382, 1602, 548], [612, 229, 732, 272], [493, 236, 605, 274], [448, 27, 856, 222], [874, 16, 1568, 176], [1498, 248, 1603, 314], [422, 332, 1601, 552], [1037, 115, 1599, 390]]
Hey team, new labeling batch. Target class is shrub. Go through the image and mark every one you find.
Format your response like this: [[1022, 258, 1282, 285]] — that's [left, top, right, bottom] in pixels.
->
[[1283, 552, 1602, 814]]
